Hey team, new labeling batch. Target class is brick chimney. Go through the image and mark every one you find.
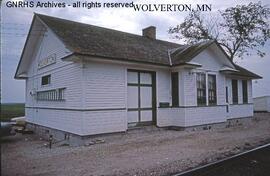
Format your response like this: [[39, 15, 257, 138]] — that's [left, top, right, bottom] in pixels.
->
[[142, 26, 156, 39]]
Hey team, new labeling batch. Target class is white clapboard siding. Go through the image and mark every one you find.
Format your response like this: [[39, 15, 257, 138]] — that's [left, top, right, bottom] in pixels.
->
[[229, 104, 253, 118], [83, 62, 126, 109], [216, 73, 226, 105], [27, 28, 72, 77], [185, 106, 227, 126], [26, 108, 84, 135], [182, 69, 197, 106], [82, 110, 127, 135], [157, 108, 185, 127], [25, 21, 85, 133], [25, 24, 81, 108], [26, 63, 84, 108]]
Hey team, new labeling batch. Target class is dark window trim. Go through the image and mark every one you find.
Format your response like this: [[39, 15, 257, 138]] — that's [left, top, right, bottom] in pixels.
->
[[196, 72, 206, 106], [158, 104, 228, 108], [232, 79, 238, 104], [242, 80, 248, 104], [208, 74, 217, 105], [171, 72, 179, 107], [127, 69, 157, 125], [226, 86, 229, 103], [41, 74, 51, 86], [127, 83, 152, 87]]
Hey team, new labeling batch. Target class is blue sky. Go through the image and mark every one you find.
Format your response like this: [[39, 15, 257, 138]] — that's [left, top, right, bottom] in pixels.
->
[[1, 0, 270, 103]]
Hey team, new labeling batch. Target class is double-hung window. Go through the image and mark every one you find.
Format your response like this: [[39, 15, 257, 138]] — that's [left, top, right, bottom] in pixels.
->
[[171, 72, 179, 107], [232, 79, 238, 104], [208, 75, 217, 105], [242, 80, 248, 103], [197, 73, 206, 105]]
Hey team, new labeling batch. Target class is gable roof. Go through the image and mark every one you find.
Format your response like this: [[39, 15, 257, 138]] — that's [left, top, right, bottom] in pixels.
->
[[15, 13, 261, 79], [37, 13, 181, 66], [170, 40, 215, 65]]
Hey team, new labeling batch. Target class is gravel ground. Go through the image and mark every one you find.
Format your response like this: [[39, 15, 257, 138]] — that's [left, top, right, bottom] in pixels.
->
[[1, 113, 270, 176]]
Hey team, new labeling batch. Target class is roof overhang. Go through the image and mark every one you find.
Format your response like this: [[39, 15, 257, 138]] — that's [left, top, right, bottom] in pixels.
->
[[219, 66, 239, 74], [14, 14, 45, 79]]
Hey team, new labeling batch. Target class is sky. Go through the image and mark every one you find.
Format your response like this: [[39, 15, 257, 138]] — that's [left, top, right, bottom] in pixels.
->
[[1, 0, 270, 103]]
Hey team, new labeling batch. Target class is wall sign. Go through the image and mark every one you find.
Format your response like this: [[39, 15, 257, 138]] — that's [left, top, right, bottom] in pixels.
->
[[38, 54, 56, 69]]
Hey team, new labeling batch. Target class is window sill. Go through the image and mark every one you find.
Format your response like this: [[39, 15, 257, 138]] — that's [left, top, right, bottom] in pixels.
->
[[230, 103, 252, 105], [37, 100, 65, 102]]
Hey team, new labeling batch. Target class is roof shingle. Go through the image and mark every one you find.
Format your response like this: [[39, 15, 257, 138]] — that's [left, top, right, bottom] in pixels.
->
[[24, 14, 261, 79], [37, 13, 181, 66]]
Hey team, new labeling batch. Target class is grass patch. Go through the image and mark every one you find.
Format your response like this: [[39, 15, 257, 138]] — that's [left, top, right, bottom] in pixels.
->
[[1, 103, 25, 122]]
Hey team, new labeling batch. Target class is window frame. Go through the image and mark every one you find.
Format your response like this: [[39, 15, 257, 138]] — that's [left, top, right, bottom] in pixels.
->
[[171, 72, 179, 107], [41, 75, 51, 86], [36, 88, 65, 101], [242, 80, 248, 104], [196, 72, 206, 106], [232, 79, 238, 104], [208, 74, 217, 105]]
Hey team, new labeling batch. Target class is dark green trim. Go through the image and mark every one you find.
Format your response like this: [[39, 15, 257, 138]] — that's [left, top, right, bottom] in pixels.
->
[[25, 106, 126, 111], [229, 103, 253, 105], [138, 72, 141, 122], [127, 83, 152, 87], [171, 72, 179, 107], [158, 104, 227, 108], [127, 69, 157, 74], [152, 72, 157, 125], [128, 107, 153, 111], [127, 69, 157, 125]]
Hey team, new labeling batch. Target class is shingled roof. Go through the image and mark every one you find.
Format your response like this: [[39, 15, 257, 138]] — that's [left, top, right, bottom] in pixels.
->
[[170, 40, 215, 65], [232, 64, 262, 79], [37, 13, 181, 66], [15, 13, 261, 79]]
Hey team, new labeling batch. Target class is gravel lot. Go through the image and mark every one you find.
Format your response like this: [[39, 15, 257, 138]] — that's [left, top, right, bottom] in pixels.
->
[[2, 113, 270, 176]]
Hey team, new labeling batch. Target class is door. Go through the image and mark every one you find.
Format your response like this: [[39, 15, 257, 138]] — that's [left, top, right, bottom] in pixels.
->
[[127, 70, 156, 127]]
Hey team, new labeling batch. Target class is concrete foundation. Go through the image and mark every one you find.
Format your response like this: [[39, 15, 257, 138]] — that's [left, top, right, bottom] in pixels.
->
[[26, 116, 254, 146], [27, 123, 84, 146]]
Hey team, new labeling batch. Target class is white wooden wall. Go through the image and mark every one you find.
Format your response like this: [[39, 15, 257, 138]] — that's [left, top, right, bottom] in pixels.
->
[[184, 106, 227, 126], [25, 21, 84, 134], [229, 104, 254, 118]]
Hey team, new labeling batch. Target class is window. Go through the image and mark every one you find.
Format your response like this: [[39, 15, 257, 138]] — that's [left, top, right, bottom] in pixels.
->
[[37, 88, 65, 101], [242, 80, 248, 103], [197, 73, 206, 105], [225, 87, 229, 103], [41, 75, 51, 86], [208, 75, 217, 105], [232, 79, 238, 104], [171, 72, 179, 107]]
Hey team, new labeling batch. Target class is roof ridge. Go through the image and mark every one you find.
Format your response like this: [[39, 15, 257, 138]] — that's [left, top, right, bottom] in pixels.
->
[[35, 13, 182, 47]]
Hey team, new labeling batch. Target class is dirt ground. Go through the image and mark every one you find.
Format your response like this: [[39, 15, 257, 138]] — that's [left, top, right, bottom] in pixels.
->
[[1, 113, 270, 176]]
